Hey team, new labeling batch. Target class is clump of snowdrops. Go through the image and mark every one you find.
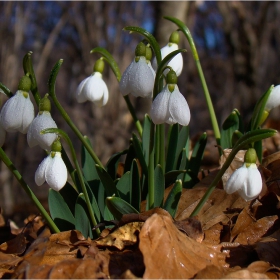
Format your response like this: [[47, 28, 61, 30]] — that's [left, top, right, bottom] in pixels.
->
[[0, 16, 278, 238]]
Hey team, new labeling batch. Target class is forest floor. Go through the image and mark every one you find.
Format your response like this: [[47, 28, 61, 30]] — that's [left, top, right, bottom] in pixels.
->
[[1, 129, 280, 279]]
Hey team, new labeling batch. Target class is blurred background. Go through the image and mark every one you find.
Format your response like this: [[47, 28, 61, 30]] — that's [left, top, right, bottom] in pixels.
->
[[1, 1, 280, 221]]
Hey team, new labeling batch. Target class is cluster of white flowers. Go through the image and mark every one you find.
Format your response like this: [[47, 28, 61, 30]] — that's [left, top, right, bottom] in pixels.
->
[[0, 76, 66, 191]]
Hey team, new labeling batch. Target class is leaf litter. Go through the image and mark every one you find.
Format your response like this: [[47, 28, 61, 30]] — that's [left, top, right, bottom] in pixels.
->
[[2, 151, 280, 278]]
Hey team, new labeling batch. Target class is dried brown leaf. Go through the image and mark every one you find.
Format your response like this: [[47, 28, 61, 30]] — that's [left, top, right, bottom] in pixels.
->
[[255, 228, 280, 267], [176, 187, 248, 230], [234, 215, 278, 245], [203, 223, 225, 245], [95, 222, 143, 250], [139, 211, 227, 279], [0, 233, 27, 255], [224, 269, 269, 279]]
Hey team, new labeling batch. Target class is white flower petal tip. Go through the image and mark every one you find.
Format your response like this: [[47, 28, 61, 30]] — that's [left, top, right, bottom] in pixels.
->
[[224, 163, 262, 201], [152, 43, 183, 76], [266, 85, 280, 111], [27, 112, 58, 150], [119, 56, 155, 98], [150, 85, 190, 126], [0, 90, 34, 134], [35, 152, 67, 191], [75, 73, 109, 106]]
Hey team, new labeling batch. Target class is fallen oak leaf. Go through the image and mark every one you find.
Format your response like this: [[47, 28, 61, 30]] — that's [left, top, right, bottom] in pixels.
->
[[139, 211, 227, 279]]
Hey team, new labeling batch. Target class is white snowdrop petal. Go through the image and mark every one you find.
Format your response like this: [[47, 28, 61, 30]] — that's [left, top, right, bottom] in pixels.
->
[[27, 112, 57, 150], [45, 153, 67, 191], [224, 164, 248, 194], [75, 77, 90, 103], [266, 85, 280, 111], [241, 165, 262, 201], [0, 92, 26, 132], [35, 156, 50, 186], [119, 62, 134, 96], [120, 57, 154, 98], [0, 122, 6, 147], [168, 86, 190, 126], [83, 73, 104, 102], [150, 86, 171, 124], [19, 94, 35, 134]]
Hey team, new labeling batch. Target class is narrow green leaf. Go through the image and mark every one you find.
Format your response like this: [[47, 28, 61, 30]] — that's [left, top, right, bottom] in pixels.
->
[[163, 180, 182, 218], [189, 132, 207, 176], [95, 164, 119, 197], [165, 170, 186, 188], [58, 182, 79, 216], [116, 171, 130, 201], [166, 124, 179, 173], [81, 136, 99, 182], [221, 109, 242, 149], [250, 85, 274, 131], [75, 193, 93, 239], [130, 159, 141, 211], [142, 114, 151, 167], [90, 47, 121, 82], [177, 148, 189, 181], [48, 59, 63, 98], [106, 149, 128, 180], [154, 165, 165, 207], [104, 204, 115, 222], [132, 133, 148, 178], [182, 170, 200, 189], [48, 189, 75, 231], [106, 196, 139, 220], [0, 82, 13, 98], [175, 126, 190, 169], [124, 143, 136, 173]]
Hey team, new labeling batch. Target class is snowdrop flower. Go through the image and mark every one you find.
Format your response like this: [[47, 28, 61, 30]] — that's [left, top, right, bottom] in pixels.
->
[[150, 70, 190, 126], [35, 139, 67, 191], [152, 31, 183, 77], [0, 75, 34, 134], [224, 148, 262, 201], [265, 85, 280, 111], [27, 94, 57, 150], [119, 42, 155, 98], [75, 58, 109, 106]]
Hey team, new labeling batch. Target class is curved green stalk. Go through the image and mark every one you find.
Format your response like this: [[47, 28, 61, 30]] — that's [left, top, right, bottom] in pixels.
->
[[0, 147, 59, 233], [190, 128, 277, 217], [164, 16, 221, 147], [0, 83, 13, 98], [42, 128, 100, 235], [48, 59, 104, 168], [23, 51, 40, 106], [148, 122, 155, 209], [91, 47, 143, 137]]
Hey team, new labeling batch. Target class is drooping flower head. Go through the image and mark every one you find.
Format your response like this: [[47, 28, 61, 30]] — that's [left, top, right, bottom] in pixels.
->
[[224, 148, 262, 201], [152, 31, 183, 77], [150, 69, 190, 126], [0, 75, 34, 134], [27, 94, 58, 150], [119, 42, 155, 98], [35, 139, 67, 191], [75, 58, 109, 106]]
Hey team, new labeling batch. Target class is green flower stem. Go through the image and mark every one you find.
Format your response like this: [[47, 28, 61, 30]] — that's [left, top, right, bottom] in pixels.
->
[[190, 128, 277, 217], [164, 16, 221, 148], [0, 83, 13, 98], [48, 59, 104, 169], [42, 128, 100, 235], [148, 122, 155, 209], [0, 147, 59, 233], [158, 123, 165, 171], [23, 51, 40, 106], [124, 95, 143, 137]]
